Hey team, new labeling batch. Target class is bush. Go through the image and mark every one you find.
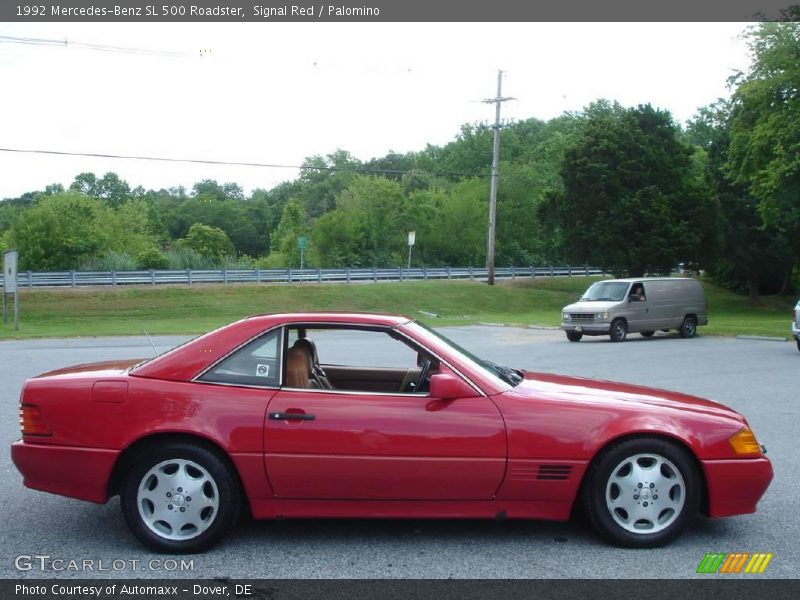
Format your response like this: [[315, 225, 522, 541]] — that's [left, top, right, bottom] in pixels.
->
[[136, 247, 169, 270], [80, 251, 137, 271], [164, 247, 217, 270]]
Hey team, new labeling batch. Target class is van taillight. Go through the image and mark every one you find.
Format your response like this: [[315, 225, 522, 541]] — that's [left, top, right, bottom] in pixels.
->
[[20, 404, 51, 436]]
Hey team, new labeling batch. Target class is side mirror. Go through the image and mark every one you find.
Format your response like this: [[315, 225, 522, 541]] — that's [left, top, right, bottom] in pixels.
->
[[429, 373, 475, 400]]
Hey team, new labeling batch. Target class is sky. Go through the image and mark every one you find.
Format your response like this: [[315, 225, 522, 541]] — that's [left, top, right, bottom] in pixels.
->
[[0, 22, 754, 199]]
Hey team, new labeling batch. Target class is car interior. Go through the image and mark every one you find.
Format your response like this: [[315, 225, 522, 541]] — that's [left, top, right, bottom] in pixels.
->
[[285, 326, 438, 394]]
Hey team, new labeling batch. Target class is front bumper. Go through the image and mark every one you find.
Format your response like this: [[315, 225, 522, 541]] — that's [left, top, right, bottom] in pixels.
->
[[701, 456, 773, 518], [11, 440, 118, 504], [561, 323, 611, 334]]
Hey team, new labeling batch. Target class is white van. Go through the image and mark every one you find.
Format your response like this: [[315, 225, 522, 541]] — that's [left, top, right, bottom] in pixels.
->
[[561, 277, 708, 342]]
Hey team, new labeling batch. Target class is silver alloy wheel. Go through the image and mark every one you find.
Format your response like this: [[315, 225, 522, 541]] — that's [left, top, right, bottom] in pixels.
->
[[137, 459, 220, 541], [605, 453, 686, 534]]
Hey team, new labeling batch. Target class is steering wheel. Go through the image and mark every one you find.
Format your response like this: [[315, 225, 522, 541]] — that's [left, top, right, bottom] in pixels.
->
[[412, 359, 432, 393]]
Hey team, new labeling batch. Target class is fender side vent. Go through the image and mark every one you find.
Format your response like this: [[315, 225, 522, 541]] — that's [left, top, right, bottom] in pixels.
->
[[536, 465, 572, 480]]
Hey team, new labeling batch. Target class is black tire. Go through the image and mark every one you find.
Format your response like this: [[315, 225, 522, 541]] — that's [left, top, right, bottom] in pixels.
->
[[640, 331, 655, 338], [582, 437, 701, 548], [679, 316, 697, 339], [796, 339, 800, 352], [566, 331, 583, 342], [609, 319, 627, 342], [120, 442, 241, 553]]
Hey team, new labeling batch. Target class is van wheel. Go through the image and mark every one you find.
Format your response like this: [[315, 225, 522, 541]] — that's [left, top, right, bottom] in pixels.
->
[[640, 331, 655, 338], [679, 316, 697, 339], [609, 319, 627, 342], [566, 331, 583, 342], [796, 339, 800, 352]]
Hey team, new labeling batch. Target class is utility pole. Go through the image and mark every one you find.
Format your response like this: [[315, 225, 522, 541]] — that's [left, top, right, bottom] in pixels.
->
[[483, 70, 514, 286]]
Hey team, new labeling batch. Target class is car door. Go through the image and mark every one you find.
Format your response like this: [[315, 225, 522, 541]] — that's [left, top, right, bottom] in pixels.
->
[[263, 327, 507, 501]]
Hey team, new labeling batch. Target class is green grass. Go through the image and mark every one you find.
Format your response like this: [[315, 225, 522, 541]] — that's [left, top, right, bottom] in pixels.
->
[[0, 276, 795, 340]]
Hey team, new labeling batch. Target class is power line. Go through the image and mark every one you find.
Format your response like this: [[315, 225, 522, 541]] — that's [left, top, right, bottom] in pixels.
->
[[0, 147, 490, 180], [0, 35, 190, 58]]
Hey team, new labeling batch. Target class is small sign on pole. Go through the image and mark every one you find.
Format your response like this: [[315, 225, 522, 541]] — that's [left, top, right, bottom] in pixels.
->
[[298, 236, 307, 273], [407, 231, 416, 270], [2, 249, 19, 330]]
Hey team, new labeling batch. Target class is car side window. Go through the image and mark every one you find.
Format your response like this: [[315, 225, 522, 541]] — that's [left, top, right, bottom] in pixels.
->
[[197, 329, 281, 387]]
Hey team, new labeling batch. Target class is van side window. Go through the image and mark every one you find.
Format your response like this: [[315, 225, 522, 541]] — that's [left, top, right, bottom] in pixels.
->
[[630, 283, 646, 302]]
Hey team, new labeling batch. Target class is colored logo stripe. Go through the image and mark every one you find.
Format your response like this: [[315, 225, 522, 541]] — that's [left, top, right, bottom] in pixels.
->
[[697, 552, 773, 574]]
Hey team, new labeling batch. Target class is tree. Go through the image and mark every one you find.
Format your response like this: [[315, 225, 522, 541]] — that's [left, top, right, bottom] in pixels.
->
[[180, 223, 234, 260], [544, 102, 719, 276], [70, 172, 131, 207], [9, 193, 115, 270], [689, 101, 792, 301], [726, 16, 800, 291], [268, 199, 308, 266]]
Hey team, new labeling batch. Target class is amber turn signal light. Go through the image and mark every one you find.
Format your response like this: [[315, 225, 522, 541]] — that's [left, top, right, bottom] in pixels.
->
[[20, 404, 51, 436], [729, 428, 761, 456]]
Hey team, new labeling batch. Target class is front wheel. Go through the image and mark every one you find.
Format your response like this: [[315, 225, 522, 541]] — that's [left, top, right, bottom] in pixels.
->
[[566, 331, 583, 342], [120, 442, 241, 553], [679, 316, 697, 339], [582, 437, 700, 547], [609, 319, 627, 342]]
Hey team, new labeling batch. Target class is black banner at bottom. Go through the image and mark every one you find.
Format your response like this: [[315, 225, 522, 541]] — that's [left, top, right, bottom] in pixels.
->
[[3, 579, 800, 600]]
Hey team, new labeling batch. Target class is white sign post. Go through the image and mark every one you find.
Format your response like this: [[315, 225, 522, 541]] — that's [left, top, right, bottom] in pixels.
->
[[407, 231, 416, 270], [2, 249, 19, 330]]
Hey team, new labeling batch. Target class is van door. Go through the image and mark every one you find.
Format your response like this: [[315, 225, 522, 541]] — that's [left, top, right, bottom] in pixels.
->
[[626, 282, 650, 332]]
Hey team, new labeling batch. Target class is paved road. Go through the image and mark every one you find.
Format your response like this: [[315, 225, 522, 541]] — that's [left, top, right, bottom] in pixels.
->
[[0, 328, 796, 579]]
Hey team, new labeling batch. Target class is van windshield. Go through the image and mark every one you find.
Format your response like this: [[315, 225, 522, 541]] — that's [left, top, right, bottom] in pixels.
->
[[579, 281, 629, 302]]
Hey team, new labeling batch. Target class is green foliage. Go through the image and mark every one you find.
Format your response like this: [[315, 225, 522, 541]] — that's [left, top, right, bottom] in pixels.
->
[[164, 247, 218, 270], [8, 192, 156, 271], [81, 251, 138, 271], [179, 223, 235, 260], [725, 19, 800, 292], [136, 247, 170, 270], [688, 100, 793, 299], [269, 199, 308, 267], [544, 102, 720, 276], [70, 172, 131, 207]]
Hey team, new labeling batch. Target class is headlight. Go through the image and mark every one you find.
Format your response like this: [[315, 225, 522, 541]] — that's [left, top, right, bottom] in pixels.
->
[[729, 428, 762, 456], [599, 312, 609, 320], [562, 312, 570, 321]]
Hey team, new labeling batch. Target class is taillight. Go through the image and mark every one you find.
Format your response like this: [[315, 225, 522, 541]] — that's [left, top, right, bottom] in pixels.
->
[[20, 404, 51, 436]]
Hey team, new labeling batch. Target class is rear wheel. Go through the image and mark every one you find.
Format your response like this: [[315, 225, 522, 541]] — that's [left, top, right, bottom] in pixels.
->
[[609, 319, 627, 342], [582, 437, 700, 547], [679, 316, 697, 339], [566, 331, 583, 342], [120, 442, 241, 553], [796, 339, 800, 352], [640, 331, 655, 338]]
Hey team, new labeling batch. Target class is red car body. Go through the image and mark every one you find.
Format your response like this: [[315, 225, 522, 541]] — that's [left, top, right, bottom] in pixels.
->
[[12, 313, 772, 533]]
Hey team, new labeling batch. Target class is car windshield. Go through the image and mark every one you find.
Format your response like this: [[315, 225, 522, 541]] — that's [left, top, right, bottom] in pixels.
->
[[579, 281, 629, 302], [406, 321, 522, 387]]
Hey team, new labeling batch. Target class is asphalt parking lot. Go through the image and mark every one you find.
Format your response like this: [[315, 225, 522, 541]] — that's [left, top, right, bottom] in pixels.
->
[[0, 327, 797, 579]]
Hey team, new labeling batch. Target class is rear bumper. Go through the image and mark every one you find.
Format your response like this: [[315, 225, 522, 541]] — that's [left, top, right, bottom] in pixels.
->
[[561, 323, 611, 334], [11, 440, 118, 504], [701, 456, 773, 518]]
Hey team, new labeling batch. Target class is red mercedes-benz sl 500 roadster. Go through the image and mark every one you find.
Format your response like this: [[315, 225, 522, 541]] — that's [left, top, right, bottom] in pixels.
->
[[11, 312, 772, 553]]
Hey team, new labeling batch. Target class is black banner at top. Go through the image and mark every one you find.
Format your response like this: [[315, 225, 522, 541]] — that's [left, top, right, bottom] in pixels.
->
[[1, 0, 798, 22]]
